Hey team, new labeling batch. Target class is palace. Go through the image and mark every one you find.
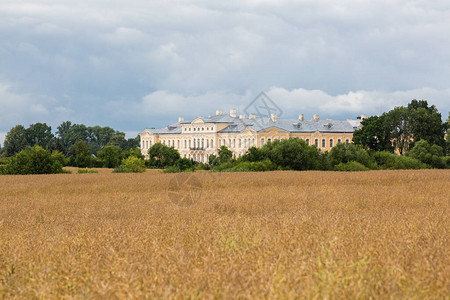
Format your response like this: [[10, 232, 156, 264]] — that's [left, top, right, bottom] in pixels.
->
[[139, 109, 365, 162]]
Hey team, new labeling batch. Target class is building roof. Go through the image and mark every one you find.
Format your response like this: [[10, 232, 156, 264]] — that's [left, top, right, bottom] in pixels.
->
[[143, 114, 362, 135]]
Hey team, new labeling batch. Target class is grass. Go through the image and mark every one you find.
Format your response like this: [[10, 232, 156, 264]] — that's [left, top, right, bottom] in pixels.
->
[[0, 170, 449, 298]]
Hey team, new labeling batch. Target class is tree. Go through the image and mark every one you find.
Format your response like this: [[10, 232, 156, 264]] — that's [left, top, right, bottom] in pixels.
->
[[2, 145, 63, 175], [97, 145, 123, 168], [69, 140, 93, 168], [407, 139, 446, 169], [148, 143, 180, 168], [354, 100, 447, 155], [353, 115, 393, 152], [407, 100, 446, 149], [218, 146, 233, 163], [3, 125, 28, 157], [264, 138, 322, 170], [327, 143, 376, 170], [25, 123, 54, 149]]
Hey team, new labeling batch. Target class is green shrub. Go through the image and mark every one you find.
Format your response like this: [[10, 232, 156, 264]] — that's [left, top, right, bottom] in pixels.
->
[[327, 143, 377, 170], [407, 140, 447, 169], [212, 159, 277, 172], [77, 169, 98, 174], [1, 145, 63, 175], [334, 161, 369, 171], [113, 156, 146, 173], [373, 151, 429, 170]]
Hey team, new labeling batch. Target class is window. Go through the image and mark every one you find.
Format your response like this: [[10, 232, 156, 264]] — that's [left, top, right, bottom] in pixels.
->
[[177, 140, 180, 148], [146, 140, 148, 149], [189, 140, 191, 148], [338, 139, 342, 144], [229, 139, 231, 147], [201, 138, 204, 148], [184, 140, 187, 148], [239, 139, 241, 148], [219, 139, 221, 147], [233, 139, 236, 148], [244, 139, 247, 148], [306, 138, 309, 145], [193, 128, 196, 131], [211, 139, 213, 148], [345, 139, 350, 145], [322, 139, 326, 148], [261, 138, 265, 146], [315, 139, 318, 147], [252, 138, 255, 147], [329, 139, 334, 148], [163, 140, 166, 145], [268, 138, 271, 143], [207, 139, 209, 148]]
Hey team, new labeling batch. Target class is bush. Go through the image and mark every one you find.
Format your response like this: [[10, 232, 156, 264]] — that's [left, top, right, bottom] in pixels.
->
[[1, 145, 63, 175], [212, 159, 278, 172], [77, 169, 98, 174], [264, 138, 323, 170], [373, 151, 429, 170], [113, 156, 146, 173], [97, 145, 123, 168], [162, 158, 195, 173], [407, 140, 447, 169], [334, 161, 369, 172], [148, 143, 181, 168], [327, 143, 377, 170]]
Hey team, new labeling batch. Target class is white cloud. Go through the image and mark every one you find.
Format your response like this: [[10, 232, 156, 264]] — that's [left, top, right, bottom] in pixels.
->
[[121, 87, 450, 128], [0, 0, 450, 132]]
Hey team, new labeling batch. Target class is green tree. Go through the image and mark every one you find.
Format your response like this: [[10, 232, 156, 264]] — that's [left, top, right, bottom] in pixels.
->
[[148, 143, 181, 168], [3, 125, 28, 157], [2, 145, 63, 175], [327, 143, 376, 170], [97, 145, 123, 168], [353, 115, 393, 152], [407, 139, 446, 169], [218, 146, 233, 163], [69, 140, 93, 168], [264, 138, 322, 170], [25, 123, 54, 149]]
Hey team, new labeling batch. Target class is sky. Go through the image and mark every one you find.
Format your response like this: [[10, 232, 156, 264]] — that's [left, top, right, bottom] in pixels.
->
[[1, 0, 450, 145]]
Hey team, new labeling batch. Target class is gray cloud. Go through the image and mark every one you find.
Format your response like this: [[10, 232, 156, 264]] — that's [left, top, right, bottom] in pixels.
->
[[0, 0, 449, 140]]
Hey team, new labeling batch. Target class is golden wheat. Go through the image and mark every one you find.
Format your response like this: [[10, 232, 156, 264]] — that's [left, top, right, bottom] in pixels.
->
[[0, 169, 449, 299]]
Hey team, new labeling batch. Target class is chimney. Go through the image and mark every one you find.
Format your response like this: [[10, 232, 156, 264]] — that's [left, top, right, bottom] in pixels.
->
[[230, 108, 237, 118], [178, 117, 184, 122], [216, 110, 223, 116], [249, 114, 256, 119], [298, 114, 304, 121], [313, 114, 319, 121], [239, 114, 245, 120], [270, 113, 277, 122]]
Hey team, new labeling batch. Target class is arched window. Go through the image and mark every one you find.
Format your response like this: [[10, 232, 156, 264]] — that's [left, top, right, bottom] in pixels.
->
[[322, 139, 326, 148], [239, 139, 241, 148], [329, 139, 334, 148], [207, 139, 209, 148], [211, 139, 213, 148]]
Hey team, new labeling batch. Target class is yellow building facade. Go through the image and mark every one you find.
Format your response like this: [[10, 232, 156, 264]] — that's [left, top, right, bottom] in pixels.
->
[[139, 109, 363, 162]]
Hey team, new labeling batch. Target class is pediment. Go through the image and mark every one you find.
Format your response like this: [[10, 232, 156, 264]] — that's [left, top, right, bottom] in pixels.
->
[[191, 118, 204, 124], [260, 126, 289, 134]]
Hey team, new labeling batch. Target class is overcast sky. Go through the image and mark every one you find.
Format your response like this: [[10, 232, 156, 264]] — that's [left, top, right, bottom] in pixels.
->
[[1, 0, 450, 145]]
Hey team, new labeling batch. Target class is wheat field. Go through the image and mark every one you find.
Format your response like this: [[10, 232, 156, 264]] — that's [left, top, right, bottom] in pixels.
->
[[0, 169, 449, 299]]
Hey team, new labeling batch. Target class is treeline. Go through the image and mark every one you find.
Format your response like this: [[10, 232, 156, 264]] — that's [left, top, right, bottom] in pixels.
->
[[0, 122, 144, 175], [0, 121, 139, 157]]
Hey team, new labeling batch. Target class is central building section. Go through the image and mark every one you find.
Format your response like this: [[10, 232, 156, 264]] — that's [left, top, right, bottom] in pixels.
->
[[139, 109, 362, 162]]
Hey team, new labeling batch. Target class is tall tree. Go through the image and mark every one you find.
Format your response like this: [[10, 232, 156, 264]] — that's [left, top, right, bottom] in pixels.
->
[[353, 115, 393, 152], [25, 123, 54, 149], [3, 125, 28, 157]]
